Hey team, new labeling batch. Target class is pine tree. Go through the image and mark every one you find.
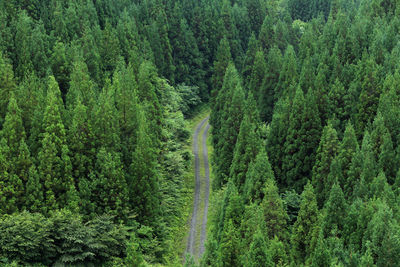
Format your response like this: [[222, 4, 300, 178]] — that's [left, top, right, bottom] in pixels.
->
[[259, 46, 283, 122], [275, 45, 298, 100], [312, 123, 339, 207], [242, 33, 258, 90], [291, 181, 319, 264], [92, 148, 129, 221], [211, 37, 232, 101], [283, 88, 322, 191], [24, 165, 43, 213], [244, 148, 274, 204], [322, 183, 347, 238], [0, 138, 19, 214], [230, 93, 260, 192], [38, 81, 75, 212], [213, 82, 245, 188], [355, 56, 381, 138], [371, 112, 396, 182], [210, 63, 240, 146], [337, 122, 358, 191], [258, 15, 274, 53], [247, 229, 273, 267], [66, 59, 96, 113], [130, 108, 160, 226], [248, 50, 266, 97], [68, 100, 96, 185], [93, 80, 121, 152], [260, 178, 288, 240], [218, 219, 240, 267], [0, 52, 16, 124], [266, 97, 290, 187]]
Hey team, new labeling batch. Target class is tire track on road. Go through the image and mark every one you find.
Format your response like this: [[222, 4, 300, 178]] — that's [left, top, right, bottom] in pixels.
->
[[186, 117, 209, 259]]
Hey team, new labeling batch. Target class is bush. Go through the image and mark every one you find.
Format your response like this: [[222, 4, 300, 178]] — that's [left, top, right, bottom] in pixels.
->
[[0, 210, 128, 266]]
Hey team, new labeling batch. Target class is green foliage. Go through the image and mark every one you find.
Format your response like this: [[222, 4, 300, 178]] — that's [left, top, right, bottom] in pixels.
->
[[312, 123, 339, 207], [0, 211, 127, 266], [244, 148, 274, 204], [291, 181, 319, 264], [247, 229, 273, 267]]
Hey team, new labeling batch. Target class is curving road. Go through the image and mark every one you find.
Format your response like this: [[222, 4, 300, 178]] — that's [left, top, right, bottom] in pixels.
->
[[186, 117, 210, 261]]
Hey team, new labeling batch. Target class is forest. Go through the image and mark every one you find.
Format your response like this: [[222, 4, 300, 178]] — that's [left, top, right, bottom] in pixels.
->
[[0, 0, 400, 266]]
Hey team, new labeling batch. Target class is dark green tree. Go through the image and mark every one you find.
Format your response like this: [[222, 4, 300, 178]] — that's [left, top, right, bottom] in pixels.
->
[[213, 82, 245, 188], [130, 108, 160, 226], [211, 37, 232, 101], [312, 123, 339, 207], [260, 178, 288, 241], [230, 93, 260, 192], [291, 181, 319, 264], [247, 229, 273, 267], [244, 148, 274, 204]]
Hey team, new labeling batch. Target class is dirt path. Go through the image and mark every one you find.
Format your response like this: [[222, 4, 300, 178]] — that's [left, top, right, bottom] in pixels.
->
[[200, 122, 210, 256], [186, 117, 210, 261]]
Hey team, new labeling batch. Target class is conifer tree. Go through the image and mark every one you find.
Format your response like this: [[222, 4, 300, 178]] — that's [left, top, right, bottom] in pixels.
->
[[230, 93, 260, 192], [283, 88, 321, 191], [210, 63, 240, 146], [211, 37, 232, 101], [259, 46, 283, 122], [266, 97, 290, 187], [247, 229, 273, 267], [355, 57, 381, 137], [24, 165, 43, 213], [68, 100, 95, 184], [312, 123, 339, 207], [258, 15, 274, 53], [275, 45, 298, 100], [359, 131, 378, 188], [113, 64, 139, 170], [93, 80, 121, 152], [1, 95, 29, 203], [92, 148, 129, 221], [371, 112, 396, 182], [137, 61, 164, 149], [291, 181, 319, 264], [130, 108, 160, 226], [66, 59, 96, 113], [213, 82, 245, 188], [248, 50, 266, 97], [244, 148, 274, 204], [311, 234, 331, 267], [0, 52, 16, 123], [242, 33, 258, 90], [282, 87, 305, 188], [322, 183, 347, 238], [218, 219, 240, 267], [260, 178, 288, 240], [0, 138, 20, 214], [337, 122, 358, 190], [38, 80, 76, 212]]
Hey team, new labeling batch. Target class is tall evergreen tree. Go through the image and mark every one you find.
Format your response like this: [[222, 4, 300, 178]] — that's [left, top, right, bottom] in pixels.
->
[[211, 37, 232, 102], [283, 88, 321, 191], [38, 80, 77, 212], [130, 108, 160, 226], [213, 82, 245, 188], [244, 148, 274, 204], [247, 229, 273, 267], [260, 178, 288, 241], [230, 93, 260, 192], [337, 122, 358, 192], [312, 123, 339, 207], [291, 181, 319, 264]]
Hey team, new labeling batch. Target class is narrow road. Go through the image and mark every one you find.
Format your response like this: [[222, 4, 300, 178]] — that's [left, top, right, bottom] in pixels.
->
[[186, 116, 210, 261]]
